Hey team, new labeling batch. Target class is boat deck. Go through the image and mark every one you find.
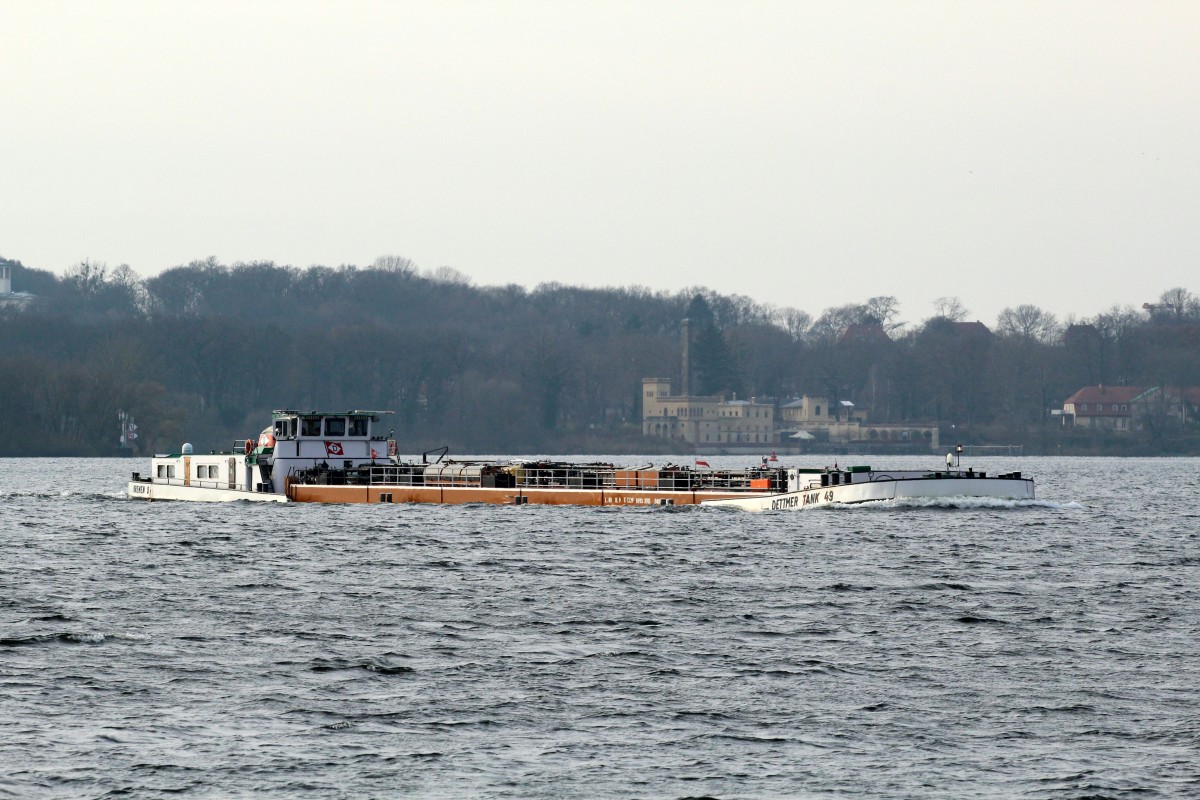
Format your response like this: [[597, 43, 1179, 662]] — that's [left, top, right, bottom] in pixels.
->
[[287, 461, 788, 493]]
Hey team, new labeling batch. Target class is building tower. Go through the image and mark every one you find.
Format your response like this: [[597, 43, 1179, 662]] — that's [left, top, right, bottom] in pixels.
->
[[680, 318, 690, 397]]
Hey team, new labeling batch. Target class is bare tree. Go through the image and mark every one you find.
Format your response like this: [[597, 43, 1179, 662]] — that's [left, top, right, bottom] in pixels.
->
[[864, 296, 903, 332], [996, 304, 1060, 343], [372, 255, 417, 276], [776, 307, 812, 341], [1156, 287, 1199, 322], [1093, 304, 1144, 341], [426, 266, 473, 285], [932, 296, 969, 322], [807, 303, 866, 344], [63, 259, 108, 296]]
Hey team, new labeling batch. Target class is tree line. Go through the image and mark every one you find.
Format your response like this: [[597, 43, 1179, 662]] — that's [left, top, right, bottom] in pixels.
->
[[1, 255, 1198, 456]]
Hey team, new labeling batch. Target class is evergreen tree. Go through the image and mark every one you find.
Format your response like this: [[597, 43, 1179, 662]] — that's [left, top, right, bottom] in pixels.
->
[[685, 294, 741, 397]]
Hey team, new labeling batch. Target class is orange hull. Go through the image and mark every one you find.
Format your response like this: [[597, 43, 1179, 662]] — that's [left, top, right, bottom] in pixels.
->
[[289, 484, 756, 506]]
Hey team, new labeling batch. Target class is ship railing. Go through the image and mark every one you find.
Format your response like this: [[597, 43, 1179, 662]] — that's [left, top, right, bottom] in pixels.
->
[[290, 464, 426, 487], [367, 465, 431, 486], [148, 476, 250, 492], [959, 444, 1023, 456], [289, 463, 787, 492]]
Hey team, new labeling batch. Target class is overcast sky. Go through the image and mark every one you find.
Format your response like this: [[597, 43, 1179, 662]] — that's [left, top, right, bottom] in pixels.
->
[[3, 0, 1197, 325]]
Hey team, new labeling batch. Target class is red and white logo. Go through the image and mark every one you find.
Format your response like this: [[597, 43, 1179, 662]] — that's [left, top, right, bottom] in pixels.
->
[[324, 441, 344, 457], [371, 448, 379, 459]]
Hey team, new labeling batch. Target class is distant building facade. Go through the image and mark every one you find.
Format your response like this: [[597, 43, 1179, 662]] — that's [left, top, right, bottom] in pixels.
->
[[780, 396, 868, 426], [1060, 384, 1200, 432], [1060, 386, 1141, 430], [780, 395, 939, 451], [641, 378, 776, 447], [0, 259, 37, 309]]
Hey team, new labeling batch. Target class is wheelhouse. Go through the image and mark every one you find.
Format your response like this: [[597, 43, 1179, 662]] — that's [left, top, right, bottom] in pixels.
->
[[271, 410, 385, 442], [264, 409, 395, 465]]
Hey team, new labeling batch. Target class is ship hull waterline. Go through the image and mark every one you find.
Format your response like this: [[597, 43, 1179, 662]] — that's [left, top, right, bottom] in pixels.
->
[[126, 480, 756, 506], [125, 476, 1033, 509], [127, 481, 288, 503]]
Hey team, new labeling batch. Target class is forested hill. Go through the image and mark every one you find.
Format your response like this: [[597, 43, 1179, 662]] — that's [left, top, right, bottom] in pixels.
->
[[1, 256, 1198, 456], [0, 256, 783, 455]]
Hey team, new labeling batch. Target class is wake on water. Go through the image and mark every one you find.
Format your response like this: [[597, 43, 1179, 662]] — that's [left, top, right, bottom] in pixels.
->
[[703, 496, 1080, 513], [829, 496, 1083, 511]]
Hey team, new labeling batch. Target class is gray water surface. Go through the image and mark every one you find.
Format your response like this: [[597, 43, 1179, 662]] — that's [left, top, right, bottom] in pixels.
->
[[2, 456, 1197, 798]]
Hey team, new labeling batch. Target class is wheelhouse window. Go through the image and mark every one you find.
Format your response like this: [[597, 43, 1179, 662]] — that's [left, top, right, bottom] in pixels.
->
[[349, 418, 368, 437], [274, 419, 294, 438], [324, 417, 346, 437], [301, 417, 322, 437]]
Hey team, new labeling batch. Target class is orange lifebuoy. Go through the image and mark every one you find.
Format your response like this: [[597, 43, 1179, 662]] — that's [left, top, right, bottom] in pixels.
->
[[244, 439, 253, 455]]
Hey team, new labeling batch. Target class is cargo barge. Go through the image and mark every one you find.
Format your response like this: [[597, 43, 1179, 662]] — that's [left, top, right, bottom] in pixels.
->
[[126, 409, 1035, 509]]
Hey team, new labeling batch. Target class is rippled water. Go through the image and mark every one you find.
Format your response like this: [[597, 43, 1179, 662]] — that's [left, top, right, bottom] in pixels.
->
[[2, 455, 1198, 798]]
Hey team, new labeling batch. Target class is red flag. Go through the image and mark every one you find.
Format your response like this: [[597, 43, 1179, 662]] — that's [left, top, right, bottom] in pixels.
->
[[324, 441, 345, 457], [695, 460, 710, 468]]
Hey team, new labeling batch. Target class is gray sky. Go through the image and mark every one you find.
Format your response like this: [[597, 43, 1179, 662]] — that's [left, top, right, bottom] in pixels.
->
[[3, 0, 1197, 326]]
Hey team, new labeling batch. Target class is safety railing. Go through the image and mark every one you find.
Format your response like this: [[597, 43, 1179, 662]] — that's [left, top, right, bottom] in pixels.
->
[[289, 462, 786, 493], [140, 476, 254, 492]]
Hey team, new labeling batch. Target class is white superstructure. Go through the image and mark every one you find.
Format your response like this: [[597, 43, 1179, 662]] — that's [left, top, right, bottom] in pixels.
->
[[702, 466, 1034, 510], [128, 409, 394, 502]]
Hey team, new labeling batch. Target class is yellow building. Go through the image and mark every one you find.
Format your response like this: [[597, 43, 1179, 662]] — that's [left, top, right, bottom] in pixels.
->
[[780, 396, 938, 450], [779, 396, 868, 426], [642, 378, 776, 447]]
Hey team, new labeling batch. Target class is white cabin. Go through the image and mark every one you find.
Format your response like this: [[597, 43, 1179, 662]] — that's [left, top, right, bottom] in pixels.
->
[[131, 409, 394, 501]]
